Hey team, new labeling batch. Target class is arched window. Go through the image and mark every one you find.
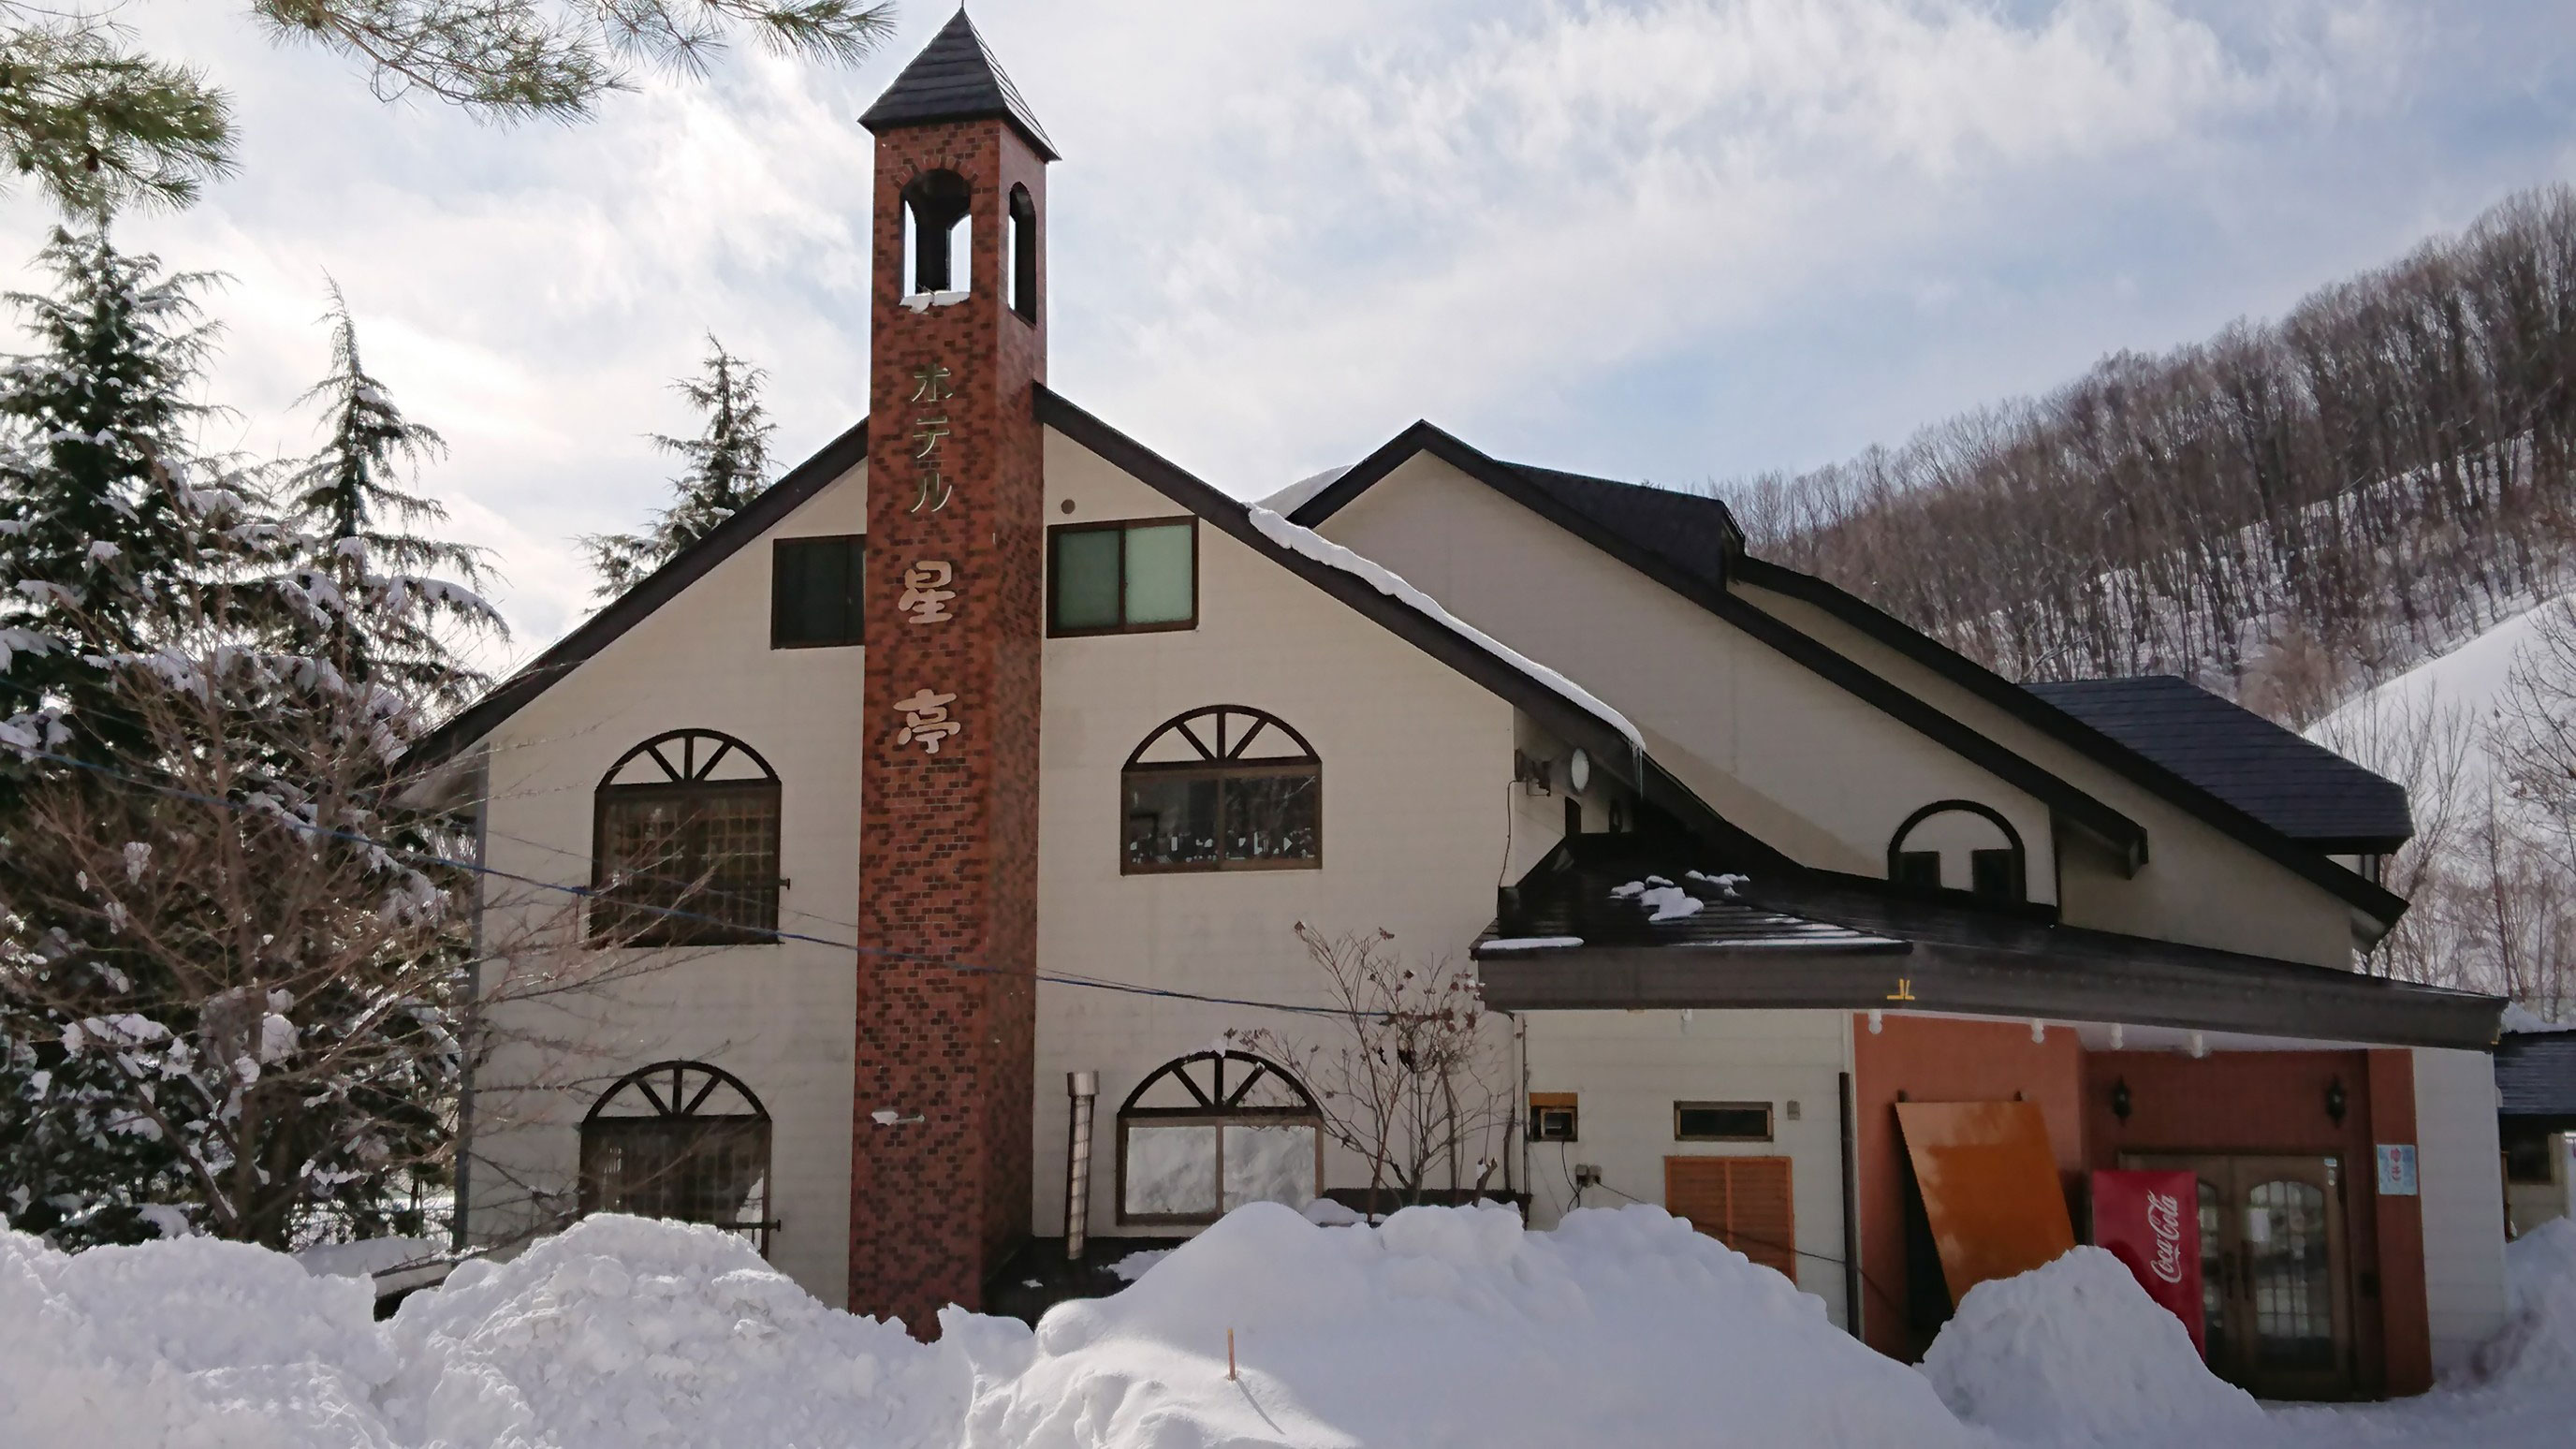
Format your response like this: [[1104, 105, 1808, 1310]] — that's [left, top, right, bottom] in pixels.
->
[[579, 1060, 776, 1253], [1007, 183, 1038, 322], [1117, 1050, 1324, 1225], [902, 168, 972, 296], [1121, 706, 1321, 873], [591, 729, 782, 944], [1888, 800, 2027, 904]]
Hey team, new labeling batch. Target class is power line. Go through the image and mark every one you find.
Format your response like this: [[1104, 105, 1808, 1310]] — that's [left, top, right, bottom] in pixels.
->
[[13, 746, 1355, 1019]]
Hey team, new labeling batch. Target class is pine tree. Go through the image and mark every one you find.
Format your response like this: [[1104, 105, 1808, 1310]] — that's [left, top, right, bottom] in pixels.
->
[[0, 225, 233, 772], [582, 335, 775, 596], [285, 285, 506, 712]]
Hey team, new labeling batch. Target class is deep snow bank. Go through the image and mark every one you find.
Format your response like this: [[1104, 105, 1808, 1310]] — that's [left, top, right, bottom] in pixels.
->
[[1919, 1245, 2263, 1445], [0, 1225, 396, 1449], [380, 1214, 1023, 1448], [2469, 1217, 2576, 1388], [963, 1201, 1978, 1449]]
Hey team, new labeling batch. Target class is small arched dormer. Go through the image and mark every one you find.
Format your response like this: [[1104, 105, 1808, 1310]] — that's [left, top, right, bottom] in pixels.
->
[[1007, 183, 1038, 322], [902, 168, 973, 297], [1887, 800, 2027, 905]]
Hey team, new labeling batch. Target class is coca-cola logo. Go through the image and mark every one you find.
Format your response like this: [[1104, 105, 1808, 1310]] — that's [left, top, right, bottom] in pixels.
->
[[2144, 1191, 2187, 1284]]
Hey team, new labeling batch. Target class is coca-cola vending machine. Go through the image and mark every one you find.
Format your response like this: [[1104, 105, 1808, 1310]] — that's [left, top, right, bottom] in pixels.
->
[[2091, 1168, 2205, 1354]]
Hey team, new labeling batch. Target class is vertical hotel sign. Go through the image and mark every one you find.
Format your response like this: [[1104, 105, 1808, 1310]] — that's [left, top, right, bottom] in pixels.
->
[[2090, 1168, 2205, 1354], [894, 362, 963, 756]]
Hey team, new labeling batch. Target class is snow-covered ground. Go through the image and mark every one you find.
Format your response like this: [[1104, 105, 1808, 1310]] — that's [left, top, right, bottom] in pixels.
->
[[4, 1207, 2571, 1448]]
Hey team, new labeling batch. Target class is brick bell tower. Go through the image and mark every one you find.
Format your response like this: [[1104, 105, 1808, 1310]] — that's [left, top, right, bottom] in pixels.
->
[[850, 10, 1053, 1331]]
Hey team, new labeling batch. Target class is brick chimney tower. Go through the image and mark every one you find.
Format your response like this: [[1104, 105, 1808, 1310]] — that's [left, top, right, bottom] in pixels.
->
[[850, 10, 1053, 1332]]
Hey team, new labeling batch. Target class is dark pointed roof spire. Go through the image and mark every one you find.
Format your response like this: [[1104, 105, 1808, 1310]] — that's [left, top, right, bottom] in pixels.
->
[[858, 9, 1058, 161]]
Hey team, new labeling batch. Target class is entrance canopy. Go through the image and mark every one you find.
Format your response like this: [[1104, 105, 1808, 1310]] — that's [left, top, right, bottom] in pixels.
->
[[1476, 840, 2501, 1051]]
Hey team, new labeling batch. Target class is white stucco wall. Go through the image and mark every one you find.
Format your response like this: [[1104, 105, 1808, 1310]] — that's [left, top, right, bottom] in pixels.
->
[[1517, 1009, 1852, 1328], [1032, 427, 1586, 1244], [1314, 455, 2060, 899], [469, 462, 869, 1306], [2412, 1046, 2508, 1375]]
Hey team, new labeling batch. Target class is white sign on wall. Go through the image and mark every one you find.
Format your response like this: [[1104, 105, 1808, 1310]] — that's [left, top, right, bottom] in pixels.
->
[[2376, 1142, 2419, 1197]]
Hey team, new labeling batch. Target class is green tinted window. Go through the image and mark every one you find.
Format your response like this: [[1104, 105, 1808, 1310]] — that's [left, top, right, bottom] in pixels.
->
[[1050, 520, 1195, 634], [1051, 527, 1123, 631], [1123, 523, 1194, 624]]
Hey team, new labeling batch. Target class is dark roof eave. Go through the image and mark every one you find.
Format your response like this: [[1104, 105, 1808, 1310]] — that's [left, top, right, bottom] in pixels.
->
[[402, 419, 871, 773], [1475, 937, 2501, 1050]]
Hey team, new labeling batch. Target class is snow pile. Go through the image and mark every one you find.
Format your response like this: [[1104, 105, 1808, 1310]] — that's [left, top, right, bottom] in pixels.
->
[[380, 1213, 1020, 1448], [2469, 1217, 2576, 1388], [1920, 1246, 2262, 1445], [962, 1201, 1977, 1449], [0, 1226, 397, 1449]]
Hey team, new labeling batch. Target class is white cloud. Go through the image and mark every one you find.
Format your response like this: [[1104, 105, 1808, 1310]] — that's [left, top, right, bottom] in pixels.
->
[[0, 0, 2554, 663]]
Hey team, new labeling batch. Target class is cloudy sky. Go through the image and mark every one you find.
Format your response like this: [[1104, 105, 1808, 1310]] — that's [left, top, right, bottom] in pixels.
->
[[4, 1, 2571, 661]]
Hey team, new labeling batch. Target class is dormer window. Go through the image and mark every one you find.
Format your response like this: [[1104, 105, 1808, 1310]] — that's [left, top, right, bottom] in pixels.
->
[[1888, 801, 2027, 904], [901, 169, 972, 300]]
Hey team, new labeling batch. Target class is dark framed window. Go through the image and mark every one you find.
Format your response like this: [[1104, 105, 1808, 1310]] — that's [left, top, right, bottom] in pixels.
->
[[1675, 1101, 1774, 1142], [591, 729, 782, 945], [1121, 705, 1318, 872], [579, 1060, 777, 1255], [772, 534, 864, 648], [1116, 1050, 1323, 1225], [1887, 800, 2028, 906], [1529, 1092, 1578, 1142], [1049, 518, 1196, 636], [1008, 183, 1038, 323]]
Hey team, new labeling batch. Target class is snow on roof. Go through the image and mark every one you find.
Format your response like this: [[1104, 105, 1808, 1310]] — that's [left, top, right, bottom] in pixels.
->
[[1245, 504, 1645, 754], [1259, 464, 1353, 516]]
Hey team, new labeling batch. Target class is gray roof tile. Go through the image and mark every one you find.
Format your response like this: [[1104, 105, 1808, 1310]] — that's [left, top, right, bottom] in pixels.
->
[[2023, 676, 2412, 849], [858, 10, 1058, 160]]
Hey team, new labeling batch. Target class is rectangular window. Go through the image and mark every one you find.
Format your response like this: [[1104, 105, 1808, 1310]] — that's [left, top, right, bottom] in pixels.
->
[[1971, 848, 2025, 902], [1122, 766, 1318, 871], [1049, 518, 1196, 635], [1895, 850, 1941, 890], [771, 535, 864, 648], [1529, 1092, 1579, 1142], [592, 783, 782, 944], [1676, 1101, 1774, 1142]]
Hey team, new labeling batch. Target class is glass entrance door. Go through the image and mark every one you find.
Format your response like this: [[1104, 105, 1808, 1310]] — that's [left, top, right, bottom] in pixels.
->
[[2124, 1153, 2354, 1399]]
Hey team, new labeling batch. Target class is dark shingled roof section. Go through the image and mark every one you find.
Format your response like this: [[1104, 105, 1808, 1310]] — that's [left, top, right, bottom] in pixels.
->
[[2498, 1029, 2576, 1120], [2023, 676, 2413, 851], [1500, 462, 1743, 594], [858, 9, 1059, 160]]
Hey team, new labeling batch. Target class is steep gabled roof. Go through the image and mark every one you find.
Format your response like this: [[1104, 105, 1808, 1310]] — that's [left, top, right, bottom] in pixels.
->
[[404, 420, 870, 772], [2024, 677, 2412, 852], [858, 10, 1059, 161], [1292, 421, 2150, 871], [1032, 388, 1735, 844], [1290, 420, 2408, 927]]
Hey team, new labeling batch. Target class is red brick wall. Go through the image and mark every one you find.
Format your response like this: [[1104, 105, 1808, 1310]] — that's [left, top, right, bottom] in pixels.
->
[[849, 117, 1048, 1333], [1850, 1015, 2087, 1360]]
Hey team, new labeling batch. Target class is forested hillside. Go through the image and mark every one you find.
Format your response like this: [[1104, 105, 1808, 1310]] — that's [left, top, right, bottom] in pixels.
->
[[1724, 185, 2576, 727]]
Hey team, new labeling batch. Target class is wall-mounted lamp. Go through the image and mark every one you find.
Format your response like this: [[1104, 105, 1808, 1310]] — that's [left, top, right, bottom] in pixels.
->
[[2325, 1076, 2348, 1126], [2110, 1076, 2133, 1122], [871, 1106, 924, 1127]]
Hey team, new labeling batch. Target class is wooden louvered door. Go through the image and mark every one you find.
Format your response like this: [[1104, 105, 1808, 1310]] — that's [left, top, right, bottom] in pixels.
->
[[1665, 1156, 1796, 1278]]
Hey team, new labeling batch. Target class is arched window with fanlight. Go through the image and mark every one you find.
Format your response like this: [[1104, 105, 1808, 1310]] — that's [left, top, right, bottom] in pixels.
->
[[578, 1060, 777, 1254], [1117, 1050, 1325, 1225], [591, 729, 782, 945], [1887, 800, 2027, 905], [1121, 706, 1321, 873]]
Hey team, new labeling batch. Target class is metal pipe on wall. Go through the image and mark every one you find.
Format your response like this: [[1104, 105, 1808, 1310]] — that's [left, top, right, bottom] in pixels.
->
[[1064, 1070, 1099, 1260]]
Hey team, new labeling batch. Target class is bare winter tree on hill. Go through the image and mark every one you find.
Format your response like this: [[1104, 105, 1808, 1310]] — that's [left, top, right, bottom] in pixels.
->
[[1724, 184, 2576, 728]]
